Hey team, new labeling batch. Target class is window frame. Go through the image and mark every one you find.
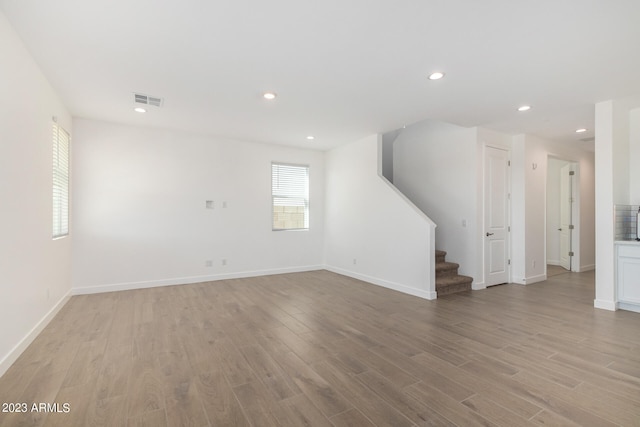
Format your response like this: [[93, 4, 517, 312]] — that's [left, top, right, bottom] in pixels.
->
[[52, 121, 70, 239], [271, 162, 310, 231]]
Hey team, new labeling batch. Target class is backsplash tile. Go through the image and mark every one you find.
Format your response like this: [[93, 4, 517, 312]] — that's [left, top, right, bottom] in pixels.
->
[[615, 204, 640, 240]]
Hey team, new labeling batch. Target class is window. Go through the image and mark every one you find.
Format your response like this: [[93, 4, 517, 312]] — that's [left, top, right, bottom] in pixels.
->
[[52, 122, 70, 238], [272, 163, 309, 230]]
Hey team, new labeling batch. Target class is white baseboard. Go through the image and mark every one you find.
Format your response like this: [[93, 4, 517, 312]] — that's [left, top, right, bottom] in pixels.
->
[[618, 301, 640, 313], [511, 275, 527, 285], [510, 274, 546, 285], [72, 265, 324, 295], [472, 282, 487, 290], [594, 299, 617, 311], [0, 291, 71, 378], [578, 264, 595, 272], [324, 265, 437, 300], [525, 274, 547, 284], [73, 264, 437, 303], [548, 262, 594, 273]]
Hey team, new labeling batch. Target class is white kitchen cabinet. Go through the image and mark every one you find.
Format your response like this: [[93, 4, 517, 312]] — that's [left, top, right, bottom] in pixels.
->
[[616, 242, 640, 313]]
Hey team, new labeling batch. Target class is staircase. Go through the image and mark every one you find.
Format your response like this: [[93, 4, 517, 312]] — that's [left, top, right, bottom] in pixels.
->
[[435, 250, 473, 296]]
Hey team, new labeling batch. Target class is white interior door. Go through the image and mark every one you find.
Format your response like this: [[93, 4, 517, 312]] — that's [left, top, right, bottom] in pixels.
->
[[484, 146, 510, 286], [559, 164, 573, 270]]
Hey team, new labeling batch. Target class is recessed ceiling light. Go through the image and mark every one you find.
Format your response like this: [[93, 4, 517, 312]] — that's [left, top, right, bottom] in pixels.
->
[[263, 92, 277, 100], [306, 135, 315, 140], [428, 72, 445, 80], [575, 128, 587, 133], [517, 105, 531, 112], [134, 107, 147, 113]]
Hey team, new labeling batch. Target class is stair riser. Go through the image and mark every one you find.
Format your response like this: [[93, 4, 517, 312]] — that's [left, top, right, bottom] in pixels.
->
[[436, 268, 459, 277], [437, 282, 472, 296]]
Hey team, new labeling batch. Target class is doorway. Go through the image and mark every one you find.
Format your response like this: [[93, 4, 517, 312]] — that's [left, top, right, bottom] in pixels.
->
[[546, 157, 579, 273]]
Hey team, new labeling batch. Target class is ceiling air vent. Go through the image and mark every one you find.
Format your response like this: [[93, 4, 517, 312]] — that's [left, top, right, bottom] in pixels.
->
[[133, 93, 163, 108]]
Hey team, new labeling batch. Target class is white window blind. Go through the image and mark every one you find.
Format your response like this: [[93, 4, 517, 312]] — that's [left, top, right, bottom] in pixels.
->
[[272, 163, 309, 230], [53, 122, 70, 238]]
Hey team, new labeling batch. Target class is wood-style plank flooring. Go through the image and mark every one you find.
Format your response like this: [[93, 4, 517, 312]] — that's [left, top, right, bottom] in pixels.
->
[[1, 269, 639, 426]]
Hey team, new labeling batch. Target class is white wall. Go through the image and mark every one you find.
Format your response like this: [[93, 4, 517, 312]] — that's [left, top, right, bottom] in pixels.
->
[[595, 100, 619, 309], [630, 108, 640, 204], [381, 129, 401, 182], [72, 119, 325, 293], [511, 134, 595, 286], [392, 120, 478, 280], [324, 134, 436, 299], [0, 11, 72, 376], [594, 98, 640, 310], [510, 136, 527, 283], [523, 137, 547, 282]]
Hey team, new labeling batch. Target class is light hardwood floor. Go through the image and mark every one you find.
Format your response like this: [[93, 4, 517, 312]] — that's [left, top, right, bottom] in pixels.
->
[[1, 270, 639, 426]]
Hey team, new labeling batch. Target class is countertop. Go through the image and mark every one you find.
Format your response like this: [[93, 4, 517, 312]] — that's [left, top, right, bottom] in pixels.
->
[[615, 240, 640, 246]]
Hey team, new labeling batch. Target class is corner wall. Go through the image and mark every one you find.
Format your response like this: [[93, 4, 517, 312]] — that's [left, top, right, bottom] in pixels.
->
[[0, 11, 72, 376], [511, 134, 595, 285], [594, 98, 640, 310], [392, 120, 478, 281], [72, 119, 325, 293], [324, 134, 436, 299]]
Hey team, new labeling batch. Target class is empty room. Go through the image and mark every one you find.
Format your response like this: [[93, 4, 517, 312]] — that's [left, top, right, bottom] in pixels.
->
[[1, 1, 640, 426]]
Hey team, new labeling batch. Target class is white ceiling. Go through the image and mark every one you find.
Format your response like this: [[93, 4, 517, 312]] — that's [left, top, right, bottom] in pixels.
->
[[2, 0, 640, 151]]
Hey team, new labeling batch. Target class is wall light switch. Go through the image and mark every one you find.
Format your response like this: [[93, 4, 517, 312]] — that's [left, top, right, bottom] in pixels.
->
[[206, 200, 214, 209]]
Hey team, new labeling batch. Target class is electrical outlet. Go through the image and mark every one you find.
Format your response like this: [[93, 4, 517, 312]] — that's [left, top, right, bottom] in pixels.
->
[[222, 258, 227, 266], [532, 260, 536, 268], [205, 260, 213, 267], [46, 288, 50, 300], [353, 258, 357, 265], [205, 200, 214, 209]]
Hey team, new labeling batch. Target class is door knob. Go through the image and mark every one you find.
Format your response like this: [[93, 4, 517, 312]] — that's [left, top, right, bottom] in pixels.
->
[[486, 232, 494, 236]]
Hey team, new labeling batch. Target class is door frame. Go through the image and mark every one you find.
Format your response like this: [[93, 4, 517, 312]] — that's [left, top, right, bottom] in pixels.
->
[[545, 154, 580, 273], [481, 143, 512, 287], [559, 162, 573, 270]]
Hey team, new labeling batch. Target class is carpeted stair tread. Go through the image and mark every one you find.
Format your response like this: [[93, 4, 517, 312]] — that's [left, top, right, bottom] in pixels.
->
[[435, 261, 460, 276], [435, 250, 447, 263]]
